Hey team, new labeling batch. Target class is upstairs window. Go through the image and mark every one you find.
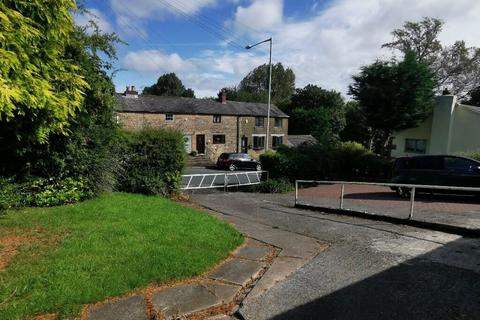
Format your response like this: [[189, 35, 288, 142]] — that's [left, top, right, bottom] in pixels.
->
[[253, 136, 265, 150], [213, 115, 221, 123], [255, 117, 264, 127], [274, 118, 282, 128], [213, 134, 225, 144], [165, 113, 174, 122], [405, 139, 426, 154]]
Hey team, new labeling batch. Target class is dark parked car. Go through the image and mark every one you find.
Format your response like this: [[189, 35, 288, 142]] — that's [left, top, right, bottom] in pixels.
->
[[217, 153, 262, 171], [391, 155, 480, 197]]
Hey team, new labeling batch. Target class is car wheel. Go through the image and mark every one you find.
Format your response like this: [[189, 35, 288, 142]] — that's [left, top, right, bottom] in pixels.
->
[[229, 163, 236, 171], [256, 164, 262, 171]]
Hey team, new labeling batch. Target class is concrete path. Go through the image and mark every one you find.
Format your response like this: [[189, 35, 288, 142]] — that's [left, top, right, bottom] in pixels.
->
[[192, 191, 480, 320]]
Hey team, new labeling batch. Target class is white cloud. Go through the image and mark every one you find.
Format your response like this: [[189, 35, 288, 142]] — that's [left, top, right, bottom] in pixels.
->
[[74, 8, 113, 33], [118, 0, 480, 98], [234, 0, 283, 31]]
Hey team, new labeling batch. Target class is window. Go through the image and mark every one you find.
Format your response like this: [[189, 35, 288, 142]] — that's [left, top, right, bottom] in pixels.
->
[[274, 118, 282, 128], [255, 117, 265, 127], [213, 134, 225, 144], [444, 157, 477, 172], [272, 136, 283, 149], [253, 136, 265, 149], [213, 115, 221, 123], [405, 139, 427, 153], [165, 113, 174, 122]]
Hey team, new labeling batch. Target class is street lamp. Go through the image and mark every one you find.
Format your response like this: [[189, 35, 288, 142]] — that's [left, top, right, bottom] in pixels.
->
[[246, 37, 272, 151]]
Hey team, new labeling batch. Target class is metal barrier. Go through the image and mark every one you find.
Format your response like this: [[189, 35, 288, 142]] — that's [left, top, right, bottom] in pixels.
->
[[295, 180, 480, 219], [182, 171, 268, 191]]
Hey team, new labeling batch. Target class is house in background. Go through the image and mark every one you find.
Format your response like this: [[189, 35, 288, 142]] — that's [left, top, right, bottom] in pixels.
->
[[116, 87, 289, 162], [391, 95, 480, 158]]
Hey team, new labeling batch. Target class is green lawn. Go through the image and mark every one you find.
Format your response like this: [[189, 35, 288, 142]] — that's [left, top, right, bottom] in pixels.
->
[[0, 193, 243, 319]]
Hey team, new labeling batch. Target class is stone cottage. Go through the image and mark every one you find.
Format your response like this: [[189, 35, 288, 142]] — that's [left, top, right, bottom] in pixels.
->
[[116, 87, 289, 161]]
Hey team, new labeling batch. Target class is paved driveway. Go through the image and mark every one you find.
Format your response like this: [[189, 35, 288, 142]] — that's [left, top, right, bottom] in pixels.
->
[[297, 183, 480, 230], [192, 191, 480, 320]]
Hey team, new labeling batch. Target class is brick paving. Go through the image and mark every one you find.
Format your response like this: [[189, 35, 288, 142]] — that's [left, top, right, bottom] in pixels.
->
[[297, 184, 480, 230]]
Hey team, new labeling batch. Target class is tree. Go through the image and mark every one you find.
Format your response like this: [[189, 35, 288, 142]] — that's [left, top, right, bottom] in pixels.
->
[[340, 101, 372, 147], [285, 85, 346, 143], [465, 87, 480, 106], [143, 73, 195, 98], [218, 63, 295, 105], [0, 0, 88, 145], [349, 51, 436, 154], [383, 17, 480, 98]]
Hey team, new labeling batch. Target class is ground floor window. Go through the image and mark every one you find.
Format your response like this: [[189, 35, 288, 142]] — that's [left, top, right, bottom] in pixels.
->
[[405, 139, 427, 153], [253, 135, 265, 150], [213, 134, 225, 144], [272, 135, 283, 149]]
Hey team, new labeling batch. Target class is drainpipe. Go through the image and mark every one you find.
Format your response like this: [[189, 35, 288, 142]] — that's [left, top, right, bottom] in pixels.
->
[[236, 116, 240, 153]]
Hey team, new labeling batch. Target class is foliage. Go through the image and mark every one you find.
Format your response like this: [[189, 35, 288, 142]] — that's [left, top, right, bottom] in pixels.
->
[[119, 128, 186, 196], [0, 0, 88, 144], [0, 178, 30, 211], [254, 178, 293, 193], [28, 177, 92, 207], [0, 193, 243, 320], [143, 72, 195, 98], [349, 51, 436, 154], [458, 150, 480, 162], [340, 101, 372, 148], [261, 143, 391, 182], [464, 87, 480, 106], [383, 17, 480, 99], [284, 85, 346, 143], [218, 63, 295, 105]]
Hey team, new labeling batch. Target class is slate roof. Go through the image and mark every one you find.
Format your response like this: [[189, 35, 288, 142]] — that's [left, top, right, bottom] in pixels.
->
[[115, 94, 289, 118], [286, 135, 317, 147]]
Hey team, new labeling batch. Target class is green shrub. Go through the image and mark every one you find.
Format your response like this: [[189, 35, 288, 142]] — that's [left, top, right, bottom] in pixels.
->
[[28, 177, 92, 207], [119, 128, 185, 196], [254, 178, 294, 193], [0, 178, 30, 211], [459, 150, 480, 162], [259, 150, 285, 179]]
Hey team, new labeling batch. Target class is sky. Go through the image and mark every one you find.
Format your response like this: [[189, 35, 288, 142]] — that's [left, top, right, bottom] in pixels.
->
[[75, 0, 480, 98]]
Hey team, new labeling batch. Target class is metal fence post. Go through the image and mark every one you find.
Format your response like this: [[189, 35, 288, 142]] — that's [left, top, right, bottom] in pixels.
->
[[408, 187, 416, 219], [224, 174, 228, 193], [295, 180, 298, 205], [340, 183, 345, 209]]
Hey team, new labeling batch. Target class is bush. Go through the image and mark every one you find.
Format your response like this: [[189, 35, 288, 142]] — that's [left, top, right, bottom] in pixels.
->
[[459, 150, 480, 162], [119, 128, 185, 196], [0, 177, 92, 211], [261, 141, 391, 182], [254, 178, 293, 193]]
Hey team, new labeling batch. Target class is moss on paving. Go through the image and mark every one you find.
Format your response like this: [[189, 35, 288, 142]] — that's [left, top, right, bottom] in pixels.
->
[[0, 193, 243, 319]]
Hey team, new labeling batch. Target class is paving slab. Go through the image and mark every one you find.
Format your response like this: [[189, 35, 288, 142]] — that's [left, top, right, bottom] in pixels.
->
[[233, 240, 271, 261], [88, 295, 147, 320], [152, 283, 218, 318], [204, 282, 241, 302], [244, 256, 309, 301], [208, 258, 264, 286]]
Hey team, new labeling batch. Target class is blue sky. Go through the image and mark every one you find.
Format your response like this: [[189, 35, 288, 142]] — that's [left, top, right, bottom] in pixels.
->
[[75, 0, 480, 97]]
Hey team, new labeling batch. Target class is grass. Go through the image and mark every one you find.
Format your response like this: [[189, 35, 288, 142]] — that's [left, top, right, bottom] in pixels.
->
[[0, 193, 243, 319]]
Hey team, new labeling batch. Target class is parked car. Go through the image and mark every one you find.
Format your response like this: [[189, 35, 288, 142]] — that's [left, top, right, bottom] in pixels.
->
[[217, 153, 262, 171], [391, 155, 480, 197]]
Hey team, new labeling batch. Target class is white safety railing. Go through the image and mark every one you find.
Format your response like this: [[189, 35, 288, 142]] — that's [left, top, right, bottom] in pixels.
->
[[295, 180, 480, 220], [182, 171, 268, 191]]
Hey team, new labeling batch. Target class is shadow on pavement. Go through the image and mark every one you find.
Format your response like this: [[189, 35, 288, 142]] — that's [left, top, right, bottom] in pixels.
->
[[344, 191, 480, 204], [271, 237, 480, 320]]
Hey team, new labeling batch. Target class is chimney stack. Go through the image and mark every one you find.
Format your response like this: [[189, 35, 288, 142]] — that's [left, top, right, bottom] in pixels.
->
[[124, 85, 138, 98], [221, 90, 227, 104]]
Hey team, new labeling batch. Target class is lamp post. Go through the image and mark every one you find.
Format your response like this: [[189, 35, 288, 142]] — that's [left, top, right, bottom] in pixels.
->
[[246, 37, 272, 151]]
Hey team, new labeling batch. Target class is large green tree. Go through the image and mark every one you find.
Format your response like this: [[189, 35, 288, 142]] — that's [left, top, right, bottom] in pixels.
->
[[218, 63, 295, 105], [383, 17, 480, 98], [143, 73, 195, 98], [0, 0, 88, 144], [349, 51, 436, 154], [284, 85, 346, 143], [340, 101, 372, 147]]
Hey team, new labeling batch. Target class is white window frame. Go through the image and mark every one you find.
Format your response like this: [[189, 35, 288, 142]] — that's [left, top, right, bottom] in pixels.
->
[[213, 115, 222, 123], [165, 113, 174, 122]]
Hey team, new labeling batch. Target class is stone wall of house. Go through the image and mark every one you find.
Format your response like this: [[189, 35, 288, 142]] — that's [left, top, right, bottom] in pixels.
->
[[117, 112, 289, 161], [118, 112, 238, 161]]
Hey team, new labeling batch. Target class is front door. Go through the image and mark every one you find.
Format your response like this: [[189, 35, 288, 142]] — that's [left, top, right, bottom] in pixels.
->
[[183, 135, 192, 154], [196, 134, 205, 154], [241, 136, 248, 153]]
